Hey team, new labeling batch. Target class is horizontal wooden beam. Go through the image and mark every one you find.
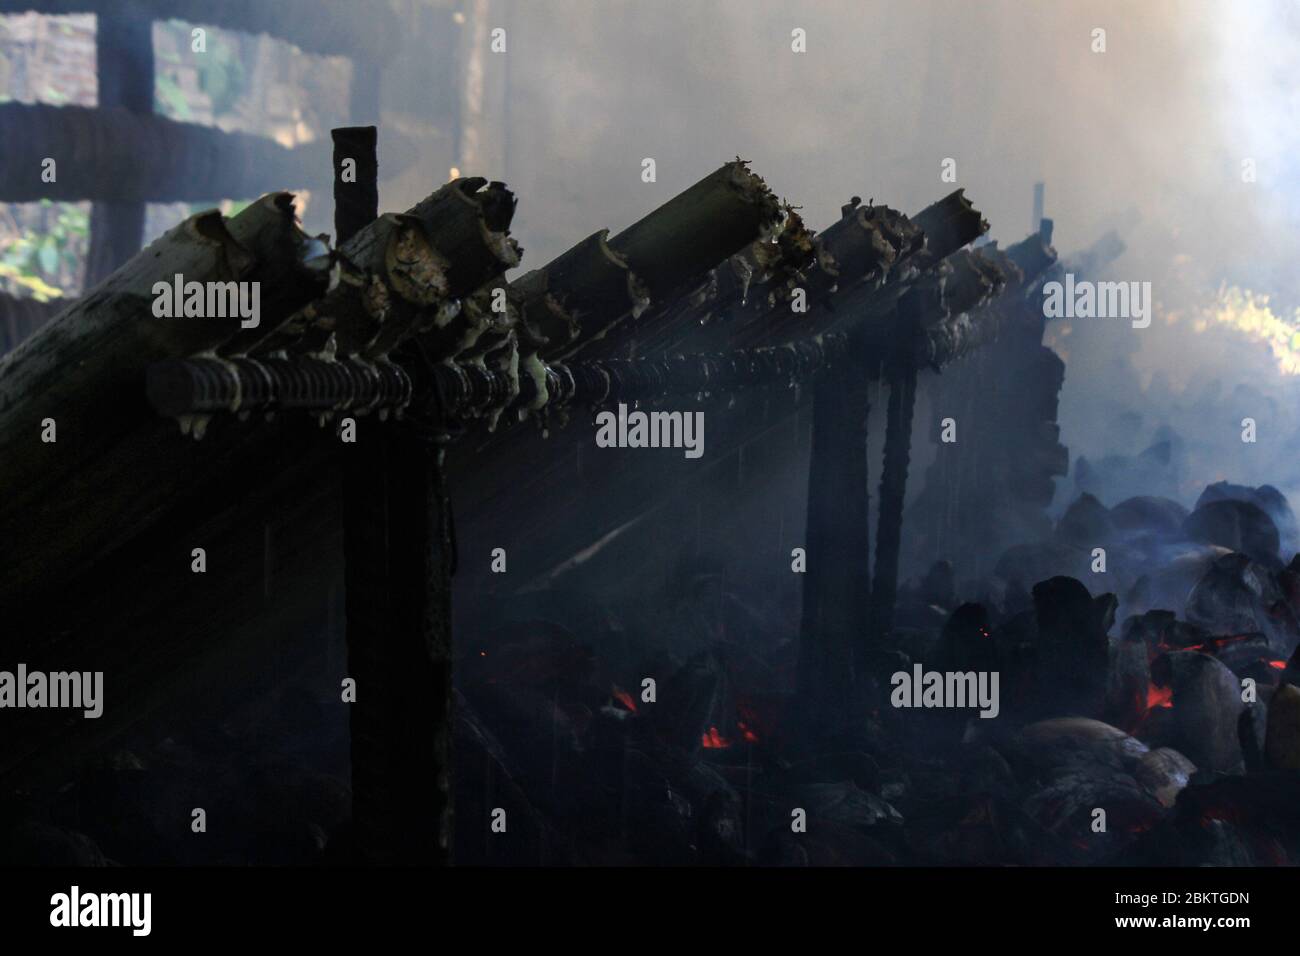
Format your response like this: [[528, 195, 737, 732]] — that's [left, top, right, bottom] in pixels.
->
[[0, 103, 327, 203], [0, 0, 401, 59], [0, 104, 417, 206]]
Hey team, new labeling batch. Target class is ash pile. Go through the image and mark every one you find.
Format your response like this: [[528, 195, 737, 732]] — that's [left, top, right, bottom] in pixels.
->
[[455, 477, 1300, 866]]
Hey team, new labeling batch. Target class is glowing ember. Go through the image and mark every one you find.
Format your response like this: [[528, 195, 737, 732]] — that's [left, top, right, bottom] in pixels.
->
[[611, 685, 637, 712], [1157, 633, 1254, 655], [1147, 683, 1174, 709], [701, 726, 730, 749], [736, 720, 759, 743], [1269, 660, 1287, 670]]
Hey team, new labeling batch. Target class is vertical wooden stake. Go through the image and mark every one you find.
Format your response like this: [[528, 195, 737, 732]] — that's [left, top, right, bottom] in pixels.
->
[[86, 11, 153, 285], [331, 126, 379, 246], [335, 126, 455, 865], [797, 371, 871, 736], [870, 302, 922, 646]]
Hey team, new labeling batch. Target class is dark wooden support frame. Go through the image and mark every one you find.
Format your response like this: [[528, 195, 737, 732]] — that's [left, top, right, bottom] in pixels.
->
[[343, 425, 454, 865], [796, 369, 871, 735], [85, 7, 153, 285], [869, 307, 921, 644], [333, 127, 454, 865]]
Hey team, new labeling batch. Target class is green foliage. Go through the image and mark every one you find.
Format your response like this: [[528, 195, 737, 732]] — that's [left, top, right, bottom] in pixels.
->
[[196, 35, 247, 117], [154, 28, 247, 120], [155, 73, 191, 120], [0, 201, 89, 301]]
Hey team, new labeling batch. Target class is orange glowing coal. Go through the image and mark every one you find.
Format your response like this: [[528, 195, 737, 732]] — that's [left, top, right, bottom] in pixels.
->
[[611, 686, 637, 712], [701, 726, 730, 749], [1269, 660, 1287, 670], [1147, 683, 1174, 710]]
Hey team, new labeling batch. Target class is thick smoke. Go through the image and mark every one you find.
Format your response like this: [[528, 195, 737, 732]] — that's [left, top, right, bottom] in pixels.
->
[[457, 0, 1300, 514]]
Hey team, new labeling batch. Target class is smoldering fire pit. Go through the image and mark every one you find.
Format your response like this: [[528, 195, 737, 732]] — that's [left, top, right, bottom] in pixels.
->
[[450, 477, 1300, 868]]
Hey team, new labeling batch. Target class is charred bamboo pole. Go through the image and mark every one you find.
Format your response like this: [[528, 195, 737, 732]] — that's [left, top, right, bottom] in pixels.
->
[[732, 190, 986, 351], [0, 206, 257, 511], [608, 161, 782, 297], [145, 234, 1039, 424], [236, 212, 443, 359], [396, 179, 520, 369], [916, 236, 1055, 369], [909, 189, 988, 268], [406, 178, 519, 297], [0, 292, 66, 356], [234, 176, 518, 361], [0, 173, 513, 613], [512, 230, 640, 361], [559, 161, 782, 357], [85, 7, 152, 285], [610, 205, 820, 358]]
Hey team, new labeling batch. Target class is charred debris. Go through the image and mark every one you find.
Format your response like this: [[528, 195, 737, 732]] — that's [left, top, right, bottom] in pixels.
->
[[1, 125, 1297, 868]]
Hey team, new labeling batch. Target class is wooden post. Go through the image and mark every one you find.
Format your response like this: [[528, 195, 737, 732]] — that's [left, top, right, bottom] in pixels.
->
[[334, 127, 454, 864], [86, 8, 153, 285], [796, 370, 871, 736], [344, 427, 454, 865], [331, 127, 378, 246], [869, 309, 920, 644]]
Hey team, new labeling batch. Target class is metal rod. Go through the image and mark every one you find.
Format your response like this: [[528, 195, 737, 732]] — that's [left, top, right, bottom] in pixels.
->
[[147, 332, 856, 421]]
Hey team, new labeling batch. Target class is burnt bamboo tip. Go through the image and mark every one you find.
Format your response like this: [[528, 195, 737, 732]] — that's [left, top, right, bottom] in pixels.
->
[[911, 189, 990, 262]]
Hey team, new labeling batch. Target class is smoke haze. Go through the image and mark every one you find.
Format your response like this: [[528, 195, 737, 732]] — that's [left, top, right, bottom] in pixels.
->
[[456, 0, 1300, 510]]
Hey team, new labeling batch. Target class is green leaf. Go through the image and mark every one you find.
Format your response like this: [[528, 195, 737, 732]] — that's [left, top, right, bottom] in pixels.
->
[[155, 74, 193, 121], [37, 238, 59, 275]]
